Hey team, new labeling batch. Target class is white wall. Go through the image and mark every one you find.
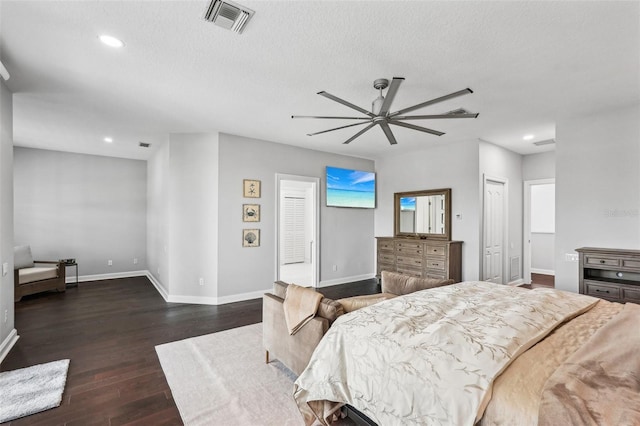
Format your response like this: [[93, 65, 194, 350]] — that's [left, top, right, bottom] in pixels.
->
[[146, 138, 170, 293], [167, 133, 219, 299], [0, 78, 15, 354], [218, 133, 375, 296], [375, 140, 480, 281], [13, 148, 147, 277], [479, 141, 524, 283], [523, 151, 555, 180], [556, 104, 640, 293]]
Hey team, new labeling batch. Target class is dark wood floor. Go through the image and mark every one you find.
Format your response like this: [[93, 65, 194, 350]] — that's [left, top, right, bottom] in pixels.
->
[[1, 277, 380, 425]]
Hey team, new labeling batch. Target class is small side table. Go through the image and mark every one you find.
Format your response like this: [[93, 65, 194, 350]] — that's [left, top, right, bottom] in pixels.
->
[[61, 260, 79, 288]]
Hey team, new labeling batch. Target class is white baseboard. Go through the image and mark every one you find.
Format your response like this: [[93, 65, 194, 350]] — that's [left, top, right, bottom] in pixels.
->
[[0, 328, 19, 365], [67, 270, 148, 284], [531, 268, 555, 276], [318, 273, 376, 288], [214, 289, 269, 305], [145, 272, 169, 302], [508, 278, 525, 286], [167, 289, 268, 305]]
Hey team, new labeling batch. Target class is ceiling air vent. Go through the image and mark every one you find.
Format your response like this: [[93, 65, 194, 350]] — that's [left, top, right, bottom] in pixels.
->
[[204, 0, 254, 34], [139, 142, 151, 148], [533, 139, 556, 146]]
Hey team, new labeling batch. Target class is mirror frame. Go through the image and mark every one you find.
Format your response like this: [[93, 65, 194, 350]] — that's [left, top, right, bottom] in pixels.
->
[[394, 188, 452, 240]]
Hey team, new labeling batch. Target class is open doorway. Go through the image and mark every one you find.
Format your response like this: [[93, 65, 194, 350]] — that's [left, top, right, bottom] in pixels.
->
[[275, 174, 319, 288], [523, 179, 555, 287]]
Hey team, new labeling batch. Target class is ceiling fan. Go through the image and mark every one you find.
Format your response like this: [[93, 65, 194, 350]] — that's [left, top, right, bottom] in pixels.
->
[[292, 77, 478, 145]]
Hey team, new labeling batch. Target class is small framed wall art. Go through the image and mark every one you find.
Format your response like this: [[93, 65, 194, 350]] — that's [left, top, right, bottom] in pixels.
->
[[243, 179, 261, 198], [243, 229, 260, 247], [243, 204, 260, 222]]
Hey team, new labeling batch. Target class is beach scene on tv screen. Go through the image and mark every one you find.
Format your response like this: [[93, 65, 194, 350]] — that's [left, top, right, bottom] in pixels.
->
[[326, 166, 375, 208]]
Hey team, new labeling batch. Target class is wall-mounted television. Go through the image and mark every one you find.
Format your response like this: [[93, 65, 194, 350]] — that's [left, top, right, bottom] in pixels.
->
[[326, 166, 376, 209]]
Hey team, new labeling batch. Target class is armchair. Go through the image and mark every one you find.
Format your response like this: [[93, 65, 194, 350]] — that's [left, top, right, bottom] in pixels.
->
[[14, 245, 66, 302]]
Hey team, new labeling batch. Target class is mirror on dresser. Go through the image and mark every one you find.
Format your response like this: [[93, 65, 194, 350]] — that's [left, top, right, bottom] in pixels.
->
[[394, 188, 451, 241]]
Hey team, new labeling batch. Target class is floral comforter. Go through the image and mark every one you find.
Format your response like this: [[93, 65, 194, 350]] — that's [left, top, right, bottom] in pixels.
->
[[293, 281, 599, 426]]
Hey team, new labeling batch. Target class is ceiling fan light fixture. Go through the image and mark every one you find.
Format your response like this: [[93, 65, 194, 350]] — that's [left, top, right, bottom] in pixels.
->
[[372, 95, 385, 115]]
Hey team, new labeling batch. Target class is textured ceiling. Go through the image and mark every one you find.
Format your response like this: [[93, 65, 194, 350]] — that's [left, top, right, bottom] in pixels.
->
[[1, 1, 638, 161]]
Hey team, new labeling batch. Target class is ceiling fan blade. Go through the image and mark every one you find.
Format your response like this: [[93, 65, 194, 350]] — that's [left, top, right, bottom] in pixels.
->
[[318, 91, 375, 117], [343, 123, 377, 144], [307, 120, 373, 137], [392, 113, 479, 120], [378, 77, 404, 116], [390, 88, 473, 117], [292, 115, 372, 120], [389, 121, 444, 136], [379, 122, 398, 145]]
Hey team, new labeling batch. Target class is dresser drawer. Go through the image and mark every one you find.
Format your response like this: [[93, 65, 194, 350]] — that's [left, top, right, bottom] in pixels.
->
[[396, 247, 423, 257], [378, 253, 395, 263], [377, 262, 395, 275], [622, 259, 640, 270], [425, 258, 446, 271], [585, 281, 620, 299], [622, 287, 640, 303], [378, 240, 395, 252], [585, 256, 620, 267], [425, 245, 446, 257], [397, 256, 423, 267], [425, 272, 446, 280], [396, 265, 422, 277]]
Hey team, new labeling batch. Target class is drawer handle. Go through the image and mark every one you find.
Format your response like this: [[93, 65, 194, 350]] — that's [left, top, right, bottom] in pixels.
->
[[600, 260, 606, 264], [595, 289, 610, 293], [415, 260, 420, 264]]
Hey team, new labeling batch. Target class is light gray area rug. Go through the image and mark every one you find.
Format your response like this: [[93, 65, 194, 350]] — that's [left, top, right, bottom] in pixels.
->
[[156, 323, 304, 426], [0, 359, 70, 423]]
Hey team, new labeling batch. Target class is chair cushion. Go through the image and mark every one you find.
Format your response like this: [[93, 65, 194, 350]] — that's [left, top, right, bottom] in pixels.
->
[[19, 266, 58, 285], [337, 293, 397, 313], [14, 245, 34, 270]]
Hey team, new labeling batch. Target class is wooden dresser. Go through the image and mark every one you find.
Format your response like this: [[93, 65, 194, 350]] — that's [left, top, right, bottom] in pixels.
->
[[376, 237, 462, 283], [576, 247, 640, 304]]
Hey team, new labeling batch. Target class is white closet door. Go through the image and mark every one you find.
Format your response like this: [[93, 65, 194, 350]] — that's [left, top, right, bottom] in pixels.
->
[[283, 197, 306, 264]]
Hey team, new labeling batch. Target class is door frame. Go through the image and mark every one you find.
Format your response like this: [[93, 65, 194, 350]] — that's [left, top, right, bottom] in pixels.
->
[[481, 174, 509, 284], [275, 173, 320, 288], [523, 178, 555, 284]]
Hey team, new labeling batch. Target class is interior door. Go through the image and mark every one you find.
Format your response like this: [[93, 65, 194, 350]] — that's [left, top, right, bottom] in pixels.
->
[[283, 196, 305, 264], [276, 174, 319, 288], [483, 179, 505, 284]]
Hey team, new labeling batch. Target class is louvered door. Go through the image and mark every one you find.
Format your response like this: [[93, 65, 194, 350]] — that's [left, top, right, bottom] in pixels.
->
[[283, 197, 306, 264]]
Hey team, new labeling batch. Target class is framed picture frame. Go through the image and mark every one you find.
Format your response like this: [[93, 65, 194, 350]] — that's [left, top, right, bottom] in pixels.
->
[[243, 179, 261, 198], [243, 204, 260, 222], [242, 229, 260, 247]]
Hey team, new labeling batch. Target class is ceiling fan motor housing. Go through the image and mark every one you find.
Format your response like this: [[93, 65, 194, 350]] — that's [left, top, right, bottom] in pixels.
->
[[373, 78, 389, 90]]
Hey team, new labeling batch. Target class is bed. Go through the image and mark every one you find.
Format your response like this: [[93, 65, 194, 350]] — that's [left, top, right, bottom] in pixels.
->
[[293, 281, 640, 425]]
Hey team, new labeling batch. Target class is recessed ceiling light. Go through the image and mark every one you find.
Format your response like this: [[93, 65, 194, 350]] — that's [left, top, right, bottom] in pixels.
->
[[523, 134, 535, 141], [99, 35, 125, 48], [104, 137, 113, 143]]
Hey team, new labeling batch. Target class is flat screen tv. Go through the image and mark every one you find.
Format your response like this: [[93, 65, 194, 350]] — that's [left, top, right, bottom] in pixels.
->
[[326, 166, 376, 208]]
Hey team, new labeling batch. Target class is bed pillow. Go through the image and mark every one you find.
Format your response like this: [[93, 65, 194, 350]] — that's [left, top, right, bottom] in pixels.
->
[[14, 245, 35, 270]]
